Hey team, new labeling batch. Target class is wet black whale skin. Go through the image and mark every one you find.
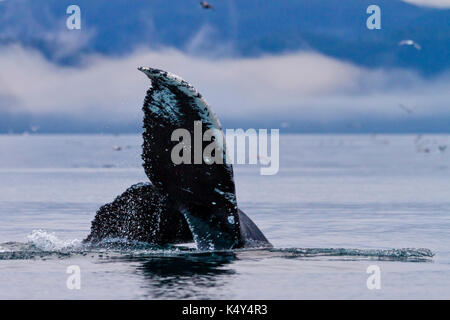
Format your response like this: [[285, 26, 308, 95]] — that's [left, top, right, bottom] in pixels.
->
[[86, 68, 271, 249]]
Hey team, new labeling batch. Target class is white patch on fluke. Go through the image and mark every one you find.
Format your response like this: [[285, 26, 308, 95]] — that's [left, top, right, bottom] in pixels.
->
[[149, 86, 181, 124], [140, 66, 222, 129]]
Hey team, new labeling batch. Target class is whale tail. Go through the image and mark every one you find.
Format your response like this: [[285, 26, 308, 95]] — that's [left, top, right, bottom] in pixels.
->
[[238, 209, 271, 247], [85, 183, 193, 245], [85, 183, 271, 249], [86, 68, 271, 250]]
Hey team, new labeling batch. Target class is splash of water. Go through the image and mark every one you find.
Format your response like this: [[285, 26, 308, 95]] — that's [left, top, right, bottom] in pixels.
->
[[26, 229, 82, 251]]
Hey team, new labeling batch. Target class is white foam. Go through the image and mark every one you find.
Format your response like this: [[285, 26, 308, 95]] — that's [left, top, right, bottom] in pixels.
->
[[26, 229, 82, 251]]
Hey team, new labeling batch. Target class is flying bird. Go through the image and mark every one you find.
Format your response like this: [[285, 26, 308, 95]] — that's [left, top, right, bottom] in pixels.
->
[[200, 1, 213, 9], [398, 40, 421, 51], [398, 103, 414, 115]]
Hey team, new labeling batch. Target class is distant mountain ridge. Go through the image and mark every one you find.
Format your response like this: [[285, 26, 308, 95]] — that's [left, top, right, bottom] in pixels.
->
[[0, 0, 448, 75]]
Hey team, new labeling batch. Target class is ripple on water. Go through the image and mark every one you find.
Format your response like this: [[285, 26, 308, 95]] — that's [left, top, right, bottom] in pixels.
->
[[0, 230, 435, 262]]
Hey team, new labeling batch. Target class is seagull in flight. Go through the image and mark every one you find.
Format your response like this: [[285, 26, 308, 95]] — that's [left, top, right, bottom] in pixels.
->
[[398, 40, 421, 51], [200, 1, 213, 9]]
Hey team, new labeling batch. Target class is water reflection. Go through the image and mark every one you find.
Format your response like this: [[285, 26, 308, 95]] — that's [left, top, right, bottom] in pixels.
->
[[135, 251, 237, 299]]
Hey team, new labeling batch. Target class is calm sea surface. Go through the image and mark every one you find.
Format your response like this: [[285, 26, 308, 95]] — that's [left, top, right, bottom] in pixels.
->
[[0, 134, 449, 299]]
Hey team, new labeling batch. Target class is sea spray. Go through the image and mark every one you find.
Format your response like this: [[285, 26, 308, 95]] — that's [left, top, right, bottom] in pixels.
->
[[27, 229, 82, 251]]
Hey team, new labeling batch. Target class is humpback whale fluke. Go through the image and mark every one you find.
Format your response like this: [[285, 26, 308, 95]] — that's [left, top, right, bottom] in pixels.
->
[[86, 67, 271, 250]]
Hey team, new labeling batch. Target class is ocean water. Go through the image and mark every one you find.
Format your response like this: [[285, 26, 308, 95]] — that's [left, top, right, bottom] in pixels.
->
[[0, 134, 449, 299]]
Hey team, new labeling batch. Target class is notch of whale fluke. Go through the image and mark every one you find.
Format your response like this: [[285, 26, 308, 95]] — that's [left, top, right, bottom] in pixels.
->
[[86, 67, 271, 250]]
